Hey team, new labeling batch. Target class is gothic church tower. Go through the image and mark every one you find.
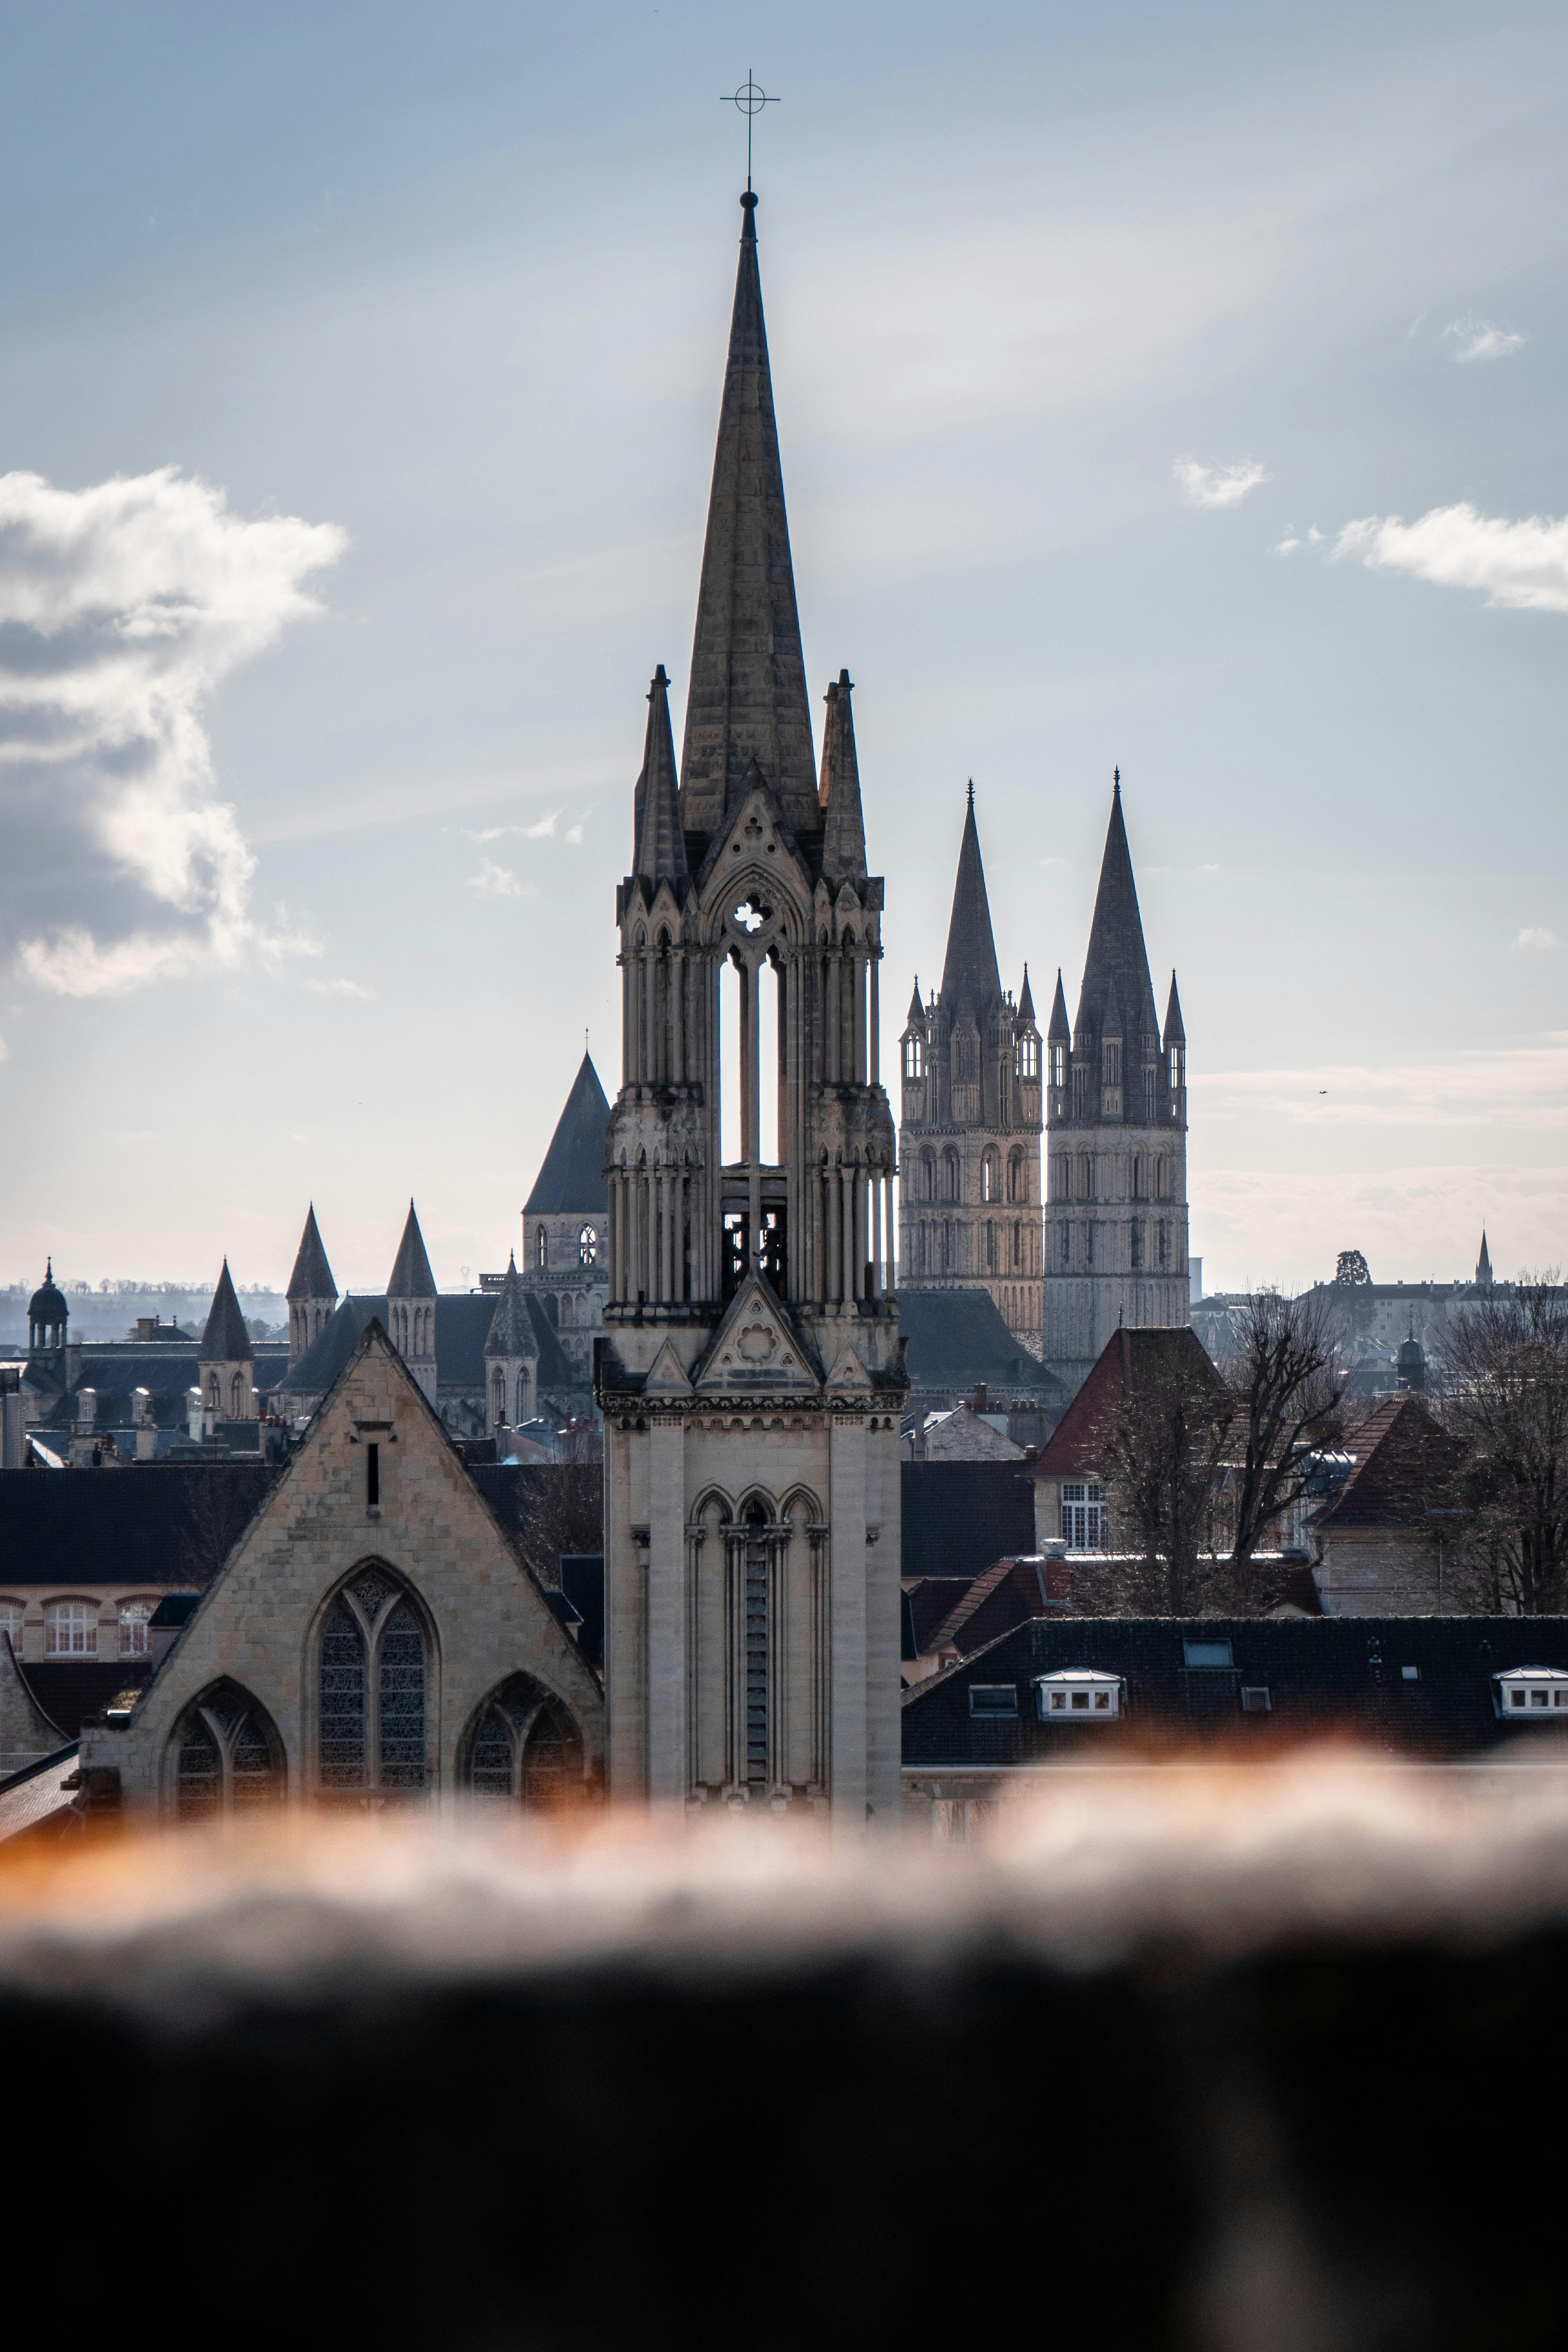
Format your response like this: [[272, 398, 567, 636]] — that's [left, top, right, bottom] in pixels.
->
[[898, 787, 1043, 1354], [1041, 777, 1189, 1393], [596, 190, 905, 1823]]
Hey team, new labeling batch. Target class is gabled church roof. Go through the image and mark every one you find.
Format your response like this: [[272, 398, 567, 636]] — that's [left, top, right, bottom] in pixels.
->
[[387, 1201, 437, 1300], [1074, 776, 1160, 1045], [938, 785, 1003, 1021], [199, 1260, 252, 1363], [678, 191, 818, 844], [818, 670, 867, 880], [285, 1205, 337, 1305], [524, 1055, 611, 1214], [633, 666, 687, 883]]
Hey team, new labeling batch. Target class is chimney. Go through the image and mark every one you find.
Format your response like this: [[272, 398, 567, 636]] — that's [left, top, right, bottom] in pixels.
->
[[136, 1316, 157, 1341]]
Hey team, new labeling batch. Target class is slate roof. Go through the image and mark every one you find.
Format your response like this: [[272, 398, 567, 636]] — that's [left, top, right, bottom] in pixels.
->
[[1031, 1325, 1221, 1479], [1315, 1395, 1463, 1531], [388, 1202, 438, 1299], [677, 190, 819, 844], [525, 1056, 611, 1215], [0, 1463, 276, 1587], [902, 1614, 1568, 1766], [278, 1295, 577, 1405], [286, 1206, 337, 1304], [1073, 780, 1160, 1047], [200, 1261, 252, 1361], [899, 1460, 1037, 1581], [483, 1256, 535, 1358], [937, 786, 1003, 1021], [899, 1290, 1058, 1399], [24, 1339, 288, 1430]]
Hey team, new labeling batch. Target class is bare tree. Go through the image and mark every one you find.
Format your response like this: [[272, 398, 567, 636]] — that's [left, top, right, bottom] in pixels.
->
[[1097, 1336, 1234, 1613], [1220, 1291, 1347, 1566], [1436, 1276, 1568, 1614]]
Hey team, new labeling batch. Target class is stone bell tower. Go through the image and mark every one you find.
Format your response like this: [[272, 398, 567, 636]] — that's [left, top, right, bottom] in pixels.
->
[[596, 189, 905, 1824]]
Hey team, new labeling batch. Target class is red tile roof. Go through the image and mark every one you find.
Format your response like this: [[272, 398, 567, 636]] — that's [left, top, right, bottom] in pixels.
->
[[1030, 1326, 1222, 1480]]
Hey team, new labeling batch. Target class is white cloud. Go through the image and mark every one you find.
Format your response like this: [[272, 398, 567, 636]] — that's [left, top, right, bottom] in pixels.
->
[[0, 468, 344, 995], [305, 975, 374, 999], [1174, 456, 1271, 509], [1445, 317, 1525, 364], [1517, 927, 1558, 951], [0, 1033, 7, 1060], [1333, 503, 1568, 614], [467, 856, 530, 898], [1274, 535, 1300, 556], [468, 812, 561, 843]]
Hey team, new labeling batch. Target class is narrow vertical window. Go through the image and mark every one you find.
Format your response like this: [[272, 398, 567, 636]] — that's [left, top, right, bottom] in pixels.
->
[[319, 1602, 367, 1789], [366, 1442, 379, 1506], [378, 1603, 427, 1789]]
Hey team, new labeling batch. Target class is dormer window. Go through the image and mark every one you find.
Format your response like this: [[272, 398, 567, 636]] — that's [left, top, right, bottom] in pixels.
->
[[1495, 1668, 1568, 1718], [1035, 1670, 1124, 1722]]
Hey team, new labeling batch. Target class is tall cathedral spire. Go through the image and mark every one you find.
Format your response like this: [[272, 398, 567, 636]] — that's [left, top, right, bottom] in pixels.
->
[[818, 669, 867, 879], [679, 191, 817, 841], [1075, 774, 1160, 1042], [939, 783, 1003, 1018], [634, 666, 687, 882]]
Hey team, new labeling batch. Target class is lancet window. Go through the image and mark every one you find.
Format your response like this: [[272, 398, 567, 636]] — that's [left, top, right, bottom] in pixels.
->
[[173, 1684, 284, 1820], [318, 1566, 429, 1798], [465, 1674, 583, 1809]]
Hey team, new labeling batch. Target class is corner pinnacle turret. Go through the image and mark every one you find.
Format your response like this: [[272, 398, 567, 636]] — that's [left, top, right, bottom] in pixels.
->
[[939, 785, 1003, 1020]]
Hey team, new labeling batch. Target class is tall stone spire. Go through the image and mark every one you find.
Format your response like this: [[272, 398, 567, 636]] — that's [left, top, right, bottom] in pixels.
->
[[200, 1259, 252, 1362], [634, 666, 687, 882], [818, 669, 867, 879], [1047, 969, 1071, 1043], [286, 1205, 336, 1307], [678, 191, 817, 842], [938, 783, 1003, 1018], [1075, 773, 1159, 1043], [1476, 1230, 1493, 1286], [387, 1201, 437, 1300], [1162, 970, 1185, 1048]]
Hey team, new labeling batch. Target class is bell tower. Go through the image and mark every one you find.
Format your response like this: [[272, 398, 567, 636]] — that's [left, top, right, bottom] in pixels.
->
[[596, 190, 905, 1824]]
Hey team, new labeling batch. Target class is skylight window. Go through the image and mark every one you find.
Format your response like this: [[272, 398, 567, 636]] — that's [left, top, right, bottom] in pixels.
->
[[968, 1684, 1018, 1719], [1182, 1639, 1234, 1669]]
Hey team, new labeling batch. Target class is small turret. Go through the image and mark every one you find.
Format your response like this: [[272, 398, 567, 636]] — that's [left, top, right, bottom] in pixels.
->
[[633, 666, 687, 884], [199, 1259, 256, 1422], [1163, 971, 1186, 1103], [819, 670, 868, 880], [286, 1204, 338, 1366], [483, 1253, 540, 1432], [386, 1201, 438, 1405], [26, 1260, 68, 1355]]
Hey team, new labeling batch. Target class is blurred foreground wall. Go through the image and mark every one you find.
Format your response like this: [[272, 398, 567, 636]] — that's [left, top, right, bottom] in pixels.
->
[[4, 1772, 1567, 2352]]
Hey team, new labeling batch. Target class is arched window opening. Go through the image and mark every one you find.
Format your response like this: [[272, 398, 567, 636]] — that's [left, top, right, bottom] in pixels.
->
[[207, 1375, 221, 1411], [465, 1674, 585, 1810], [1130, 1221, 1143, 1271], [491, 1370, 506, 1426], [1103, 1039, 1122, 1089], [1018, 1032, 1040, 1079], [903, 1032, 924, 1081], [921, 1152, 936, 1202], [578, 1224, 597, 1266], [719, 953, 743, 1165], [1050, 1042, 1067, 1090], [230, 1371, 245, 1416], [536, 1226, 548, 1270], [981, 1153, 998, 1204], [759, 956, 781, 1166], [943, 1150, 960, 1203], [1169, 1045, 1185, 1091], [1007, 1152, 1024, 1203], [560, 1294, 573, 1327], [1132, 1156, 1143, 1201], [1155, 1158, 1167, 1200], [515, 1368, 532, 1424], [318, 1568, 428, 1800], [545, 1294, 558, 1327], [46, 1600, 95, 1657], [174, 1685, 283, 1822]]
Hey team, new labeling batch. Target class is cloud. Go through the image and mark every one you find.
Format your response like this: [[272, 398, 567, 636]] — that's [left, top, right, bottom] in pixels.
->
[[1445, 317, 1525, 364], [1333, 504, 1568, 614], [467, 812, 561, 843], [1174, 456, 1271, 509], [305, 975, 374, 999], [1274, 535, 1300, 555], [0, 1033, 7, 1060], [0, 467, 344, 996], [1517, 928, 1558, 951], [466, 856, 532, 898]]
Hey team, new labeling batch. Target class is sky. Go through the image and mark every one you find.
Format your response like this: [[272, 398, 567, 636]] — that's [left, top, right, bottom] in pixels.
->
[[0, 0, 1563, 1298]]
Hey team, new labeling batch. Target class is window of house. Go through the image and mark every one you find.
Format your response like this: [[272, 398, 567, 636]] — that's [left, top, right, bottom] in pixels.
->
[[1240, 1687, 1271, 1713], [968, 1684, 1019, 1718], [1183, 1639, 1234, 1669], [1495, 1669, 1568, 1717], [1401, 1665, 1419, 1681], [119, 1601, 156, 1658], [319, 1568, 429, 1797], [1060, 1483, 1105, 1550], [578, 1225, 598, 1266], [174, 1686, 283, 1821], [0, 1601, 23, 1659], [903, 1034, 924, 1081], [46, 1601, 95, 1657], [1035, 1673, 1122, 1722]]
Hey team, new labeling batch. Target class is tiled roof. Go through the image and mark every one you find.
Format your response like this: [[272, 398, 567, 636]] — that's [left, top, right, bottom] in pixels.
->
[[524, 1056, 611, 1215], [276, 1295, 577, 1404], [901, 1614, 1568, 1765], [899, 1290, 1057, 1397], [1031, 1325, 1220, 1479], [899, 1460, 1036, 1581], [0, 1463, 275, 1587], [921, 1556, 1065, 1655], [1315, 1394, 1462, 1531]]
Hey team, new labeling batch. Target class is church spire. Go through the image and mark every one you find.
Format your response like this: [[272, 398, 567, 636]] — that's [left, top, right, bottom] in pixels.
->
[[1162, 970, 1185, 1048], [818, 669, 867, 879], [633, 666, 687, 882], [1047, 969, 1071, 1043], [678, 192, 817, 841], [1075, 772, 1159, 1042], [1477, 1230, 1493, 1286], [938, 783, 1002, 1019]]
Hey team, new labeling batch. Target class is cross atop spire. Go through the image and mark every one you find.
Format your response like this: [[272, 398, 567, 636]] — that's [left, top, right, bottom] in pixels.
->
[[679, 193, 818, 843], [939, 784, 1003, 1020]]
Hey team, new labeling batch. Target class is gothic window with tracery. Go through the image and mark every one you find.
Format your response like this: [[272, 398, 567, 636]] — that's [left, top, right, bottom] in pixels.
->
[[173, 1685, 284, 1820], [466, 1675, 584, 1808], [230, 1371, 245, 1415], [903, 1033, 923, 1081], [317, 1567, 428, 1799], [578, 1224, 598, 1266], [1018, 1032, 1040, 1080]]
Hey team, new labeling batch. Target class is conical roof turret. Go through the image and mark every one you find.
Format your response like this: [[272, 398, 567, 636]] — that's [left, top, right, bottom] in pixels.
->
[[387, 1201, 437, 1299], [1047, 970, 1071, 1043], [200, 1259, 252, 1361], [1074, 772, 1160, 1044], [286, 1205, 337, 1304], [1018, 965, 1036, 1024], [1477, 1231, 1494, 1286], [526, 1055, 612, 1213], [818, 670, 867, 879], [1162, 971, 1185, 1048], [938, 784, 1003, 1021], [484, 1254, 536, 1359], [679, 192, 818, 841], [633, 666, 687, 883], [906, 977, 925, 1025]]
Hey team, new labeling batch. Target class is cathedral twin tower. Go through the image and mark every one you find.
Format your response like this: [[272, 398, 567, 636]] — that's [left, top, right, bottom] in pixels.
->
[[596, 189, 1189, 1817]]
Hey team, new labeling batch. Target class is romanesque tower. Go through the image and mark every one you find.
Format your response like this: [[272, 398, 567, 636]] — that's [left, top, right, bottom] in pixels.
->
[[595, 189, 905, 1824], [897, 787, 1043, 1354], [1041, 777, 1189, 1395], [285, 1204, 338, 1367]]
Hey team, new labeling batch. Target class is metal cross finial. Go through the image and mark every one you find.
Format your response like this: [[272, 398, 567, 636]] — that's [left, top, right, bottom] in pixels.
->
[[1113, 765, 1121, 792], [721, 71, 779, 191]]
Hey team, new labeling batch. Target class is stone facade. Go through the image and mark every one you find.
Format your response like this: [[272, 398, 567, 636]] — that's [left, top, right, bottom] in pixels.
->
[[595, 192, 906, 1823], [81, 1324, 605, 1816], [1042, 781, 1190, 1395], [898, 789, 1043, 1356]]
